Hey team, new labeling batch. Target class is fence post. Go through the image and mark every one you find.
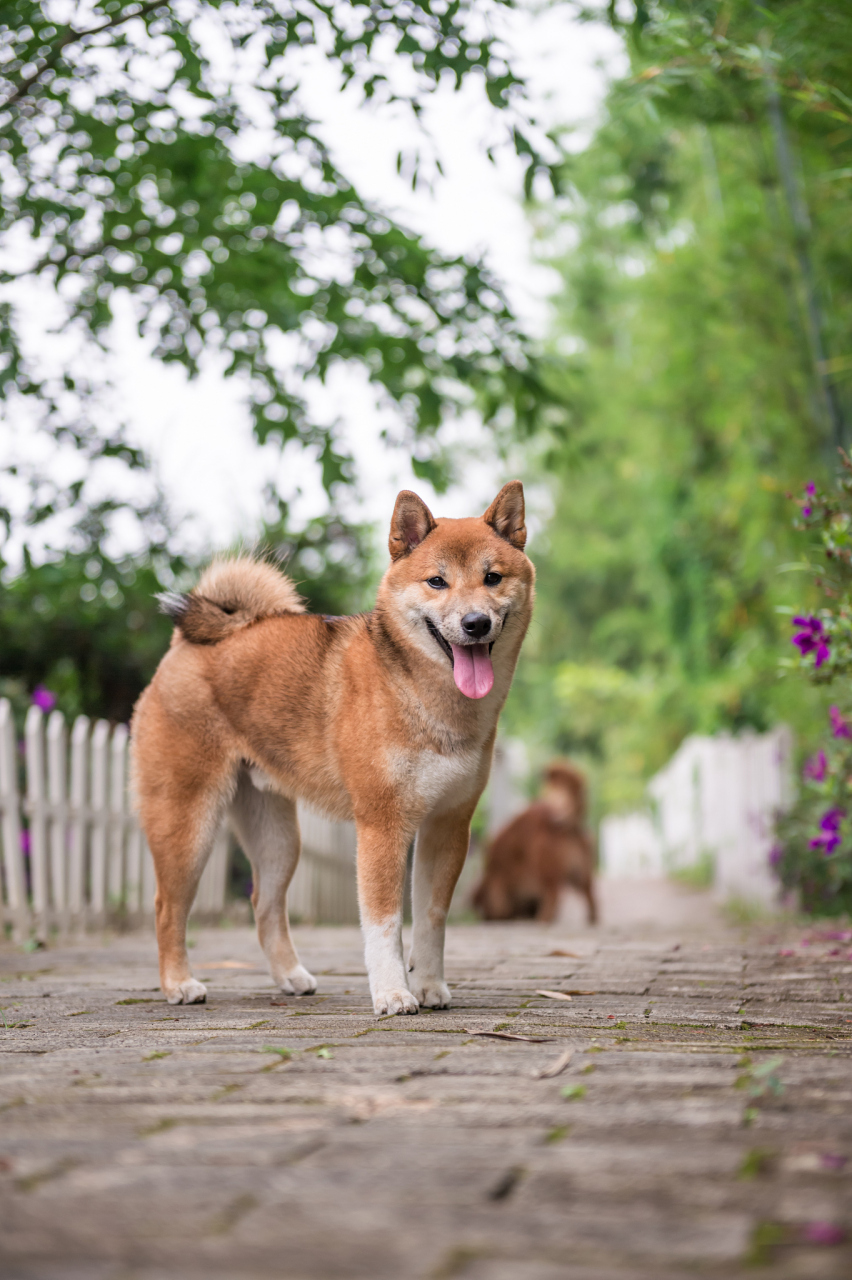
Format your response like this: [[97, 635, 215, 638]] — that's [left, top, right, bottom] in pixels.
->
[[109, 724, 128, 911], [47, 710, 68, 925], [0, 699, 29, 939], [68, 716, 90, 925], [89, 720, 110, 924], [25, 706, 50, 938]]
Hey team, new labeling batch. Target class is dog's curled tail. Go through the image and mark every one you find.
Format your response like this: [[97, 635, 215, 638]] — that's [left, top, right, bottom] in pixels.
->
[[159, 555, 305, 645]]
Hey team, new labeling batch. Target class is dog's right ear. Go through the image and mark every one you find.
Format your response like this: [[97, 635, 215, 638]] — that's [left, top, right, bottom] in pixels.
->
[[389, 490, 437, 560]]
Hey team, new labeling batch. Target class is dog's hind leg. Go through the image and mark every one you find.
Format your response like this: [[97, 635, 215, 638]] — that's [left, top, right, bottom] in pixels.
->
[[148, 797, 226, 1005], [228, 770, 316, 995], [408, 805, 474, 1009]]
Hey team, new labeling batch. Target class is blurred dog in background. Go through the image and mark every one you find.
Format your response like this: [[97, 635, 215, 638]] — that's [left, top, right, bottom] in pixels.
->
[[472, 761, 597, 924]]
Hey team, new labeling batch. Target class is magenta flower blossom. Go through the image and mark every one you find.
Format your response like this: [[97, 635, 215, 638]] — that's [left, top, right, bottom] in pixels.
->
[[768, 843, 783, 868], [819, 1153, 848, 1171], [792, 615, 830, 667], [804, 750, 827, 782], [802, 480, 817, 517], [809, 808, 845, 855], [830, 706, 852, 739], [799, 1221, 846, 1246], [20, 829, 30, 855], [31, 685, 57, 712]]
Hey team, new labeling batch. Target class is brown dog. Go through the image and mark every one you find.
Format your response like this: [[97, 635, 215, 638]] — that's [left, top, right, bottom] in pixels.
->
[[473, 762, 597, 924], [130, 483, 534, 1014]]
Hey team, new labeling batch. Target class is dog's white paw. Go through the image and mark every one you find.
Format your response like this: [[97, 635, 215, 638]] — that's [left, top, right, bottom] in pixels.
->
[[279, 964, 317, 995], [166, 978, 207, 1005], [411, 979, 451, 1009], [373, 988, 419, 1016]]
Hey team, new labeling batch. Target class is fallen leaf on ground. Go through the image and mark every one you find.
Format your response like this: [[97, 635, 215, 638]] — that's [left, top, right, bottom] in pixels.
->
[[464, 1028, 555, 1043], [533, 1049, 574, 1079], [547, 949, 580, 958], [536, 990, 573, 1002]]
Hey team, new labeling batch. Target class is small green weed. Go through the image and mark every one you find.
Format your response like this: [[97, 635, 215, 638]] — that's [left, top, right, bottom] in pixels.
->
[[561, 1084, 587, 1101], [736, 1056, 784, 1099], [544, 1125, 569, 1144], [739, 1148, 774, 1179]]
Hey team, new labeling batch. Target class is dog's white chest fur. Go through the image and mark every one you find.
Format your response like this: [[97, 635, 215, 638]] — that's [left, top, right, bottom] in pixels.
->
[[387, 745, 481, 816]]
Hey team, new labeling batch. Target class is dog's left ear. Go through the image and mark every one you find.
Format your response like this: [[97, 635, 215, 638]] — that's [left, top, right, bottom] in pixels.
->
[[483, 480, 526, 550], [389, 490, 437, 560]]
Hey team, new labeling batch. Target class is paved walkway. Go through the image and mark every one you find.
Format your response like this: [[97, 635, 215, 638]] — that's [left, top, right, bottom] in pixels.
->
[[1, 880, 852, 1279]]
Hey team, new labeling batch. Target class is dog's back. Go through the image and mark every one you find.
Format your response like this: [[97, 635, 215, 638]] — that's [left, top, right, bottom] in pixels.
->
[[473, 761, 597, 924]]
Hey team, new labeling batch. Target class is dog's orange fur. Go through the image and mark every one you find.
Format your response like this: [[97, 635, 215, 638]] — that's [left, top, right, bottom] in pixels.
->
[[472, 762, 598, 925], [131, 483, 534, 1014]]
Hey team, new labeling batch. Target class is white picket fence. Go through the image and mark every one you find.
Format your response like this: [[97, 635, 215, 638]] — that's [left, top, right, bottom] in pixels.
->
[[600, 726, 794, 905], [0, 698, 359, 939]]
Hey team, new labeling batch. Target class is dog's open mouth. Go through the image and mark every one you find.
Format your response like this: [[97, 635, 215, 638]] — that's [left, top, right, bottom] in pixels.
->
[[426, 619, 495, 700]]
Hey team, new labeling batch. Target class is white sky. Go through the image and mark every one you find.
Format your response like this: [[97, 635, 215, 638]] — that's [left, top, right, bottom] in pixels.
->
[[6, 4, 625, 562]]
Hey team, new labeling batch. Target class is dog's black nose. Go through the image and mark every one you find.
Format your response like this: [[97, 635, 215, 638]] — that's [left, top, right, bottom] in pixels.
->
[[461, 612, 492, 639]]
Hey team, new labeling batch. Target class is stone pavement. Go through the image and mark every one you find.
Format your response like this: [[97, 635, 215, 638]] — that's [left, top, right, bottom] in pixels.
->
[[1, 880, 852, 1279]]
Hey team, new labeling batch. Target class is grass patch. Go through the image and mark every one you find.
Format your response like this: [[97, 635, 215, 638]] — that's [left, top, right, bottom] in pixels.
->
[[560, 1084, 587, 1101], [142, 1050, 171, 1062], [670, 850, 715, 890]]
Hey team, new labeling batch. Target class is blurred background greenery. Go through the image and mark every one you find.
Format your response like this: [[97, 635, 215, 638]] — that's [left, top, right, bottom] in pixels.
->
[[2, 0, 850, 820]]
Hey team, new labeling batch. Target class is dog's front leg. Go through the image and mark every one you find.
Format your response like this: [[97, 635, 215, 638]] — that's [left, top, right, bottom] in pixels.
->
[[356, 820, 418, 1015], [408, 806, 473, 1009]]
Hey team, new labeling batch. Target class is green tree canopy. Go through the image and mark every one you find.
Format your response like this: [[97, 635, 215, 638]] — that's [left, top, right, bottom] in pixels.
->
[[506, 0, 852, 809], [0, 0, 563, 548]]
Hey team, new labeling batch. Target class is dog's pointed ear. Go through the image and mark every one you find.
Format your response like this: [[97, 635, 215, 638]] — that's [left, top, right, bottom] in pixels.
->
[[483, 480, 526, 550], [389, 490, 437, 560]]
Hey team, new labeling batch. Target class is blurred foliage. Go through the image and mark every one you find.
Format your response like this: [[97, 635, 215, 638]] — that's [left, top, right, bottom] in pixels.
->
[[0, 0, 566, 546], [773, 464, 852, 914], [505, 0, 852, 813]]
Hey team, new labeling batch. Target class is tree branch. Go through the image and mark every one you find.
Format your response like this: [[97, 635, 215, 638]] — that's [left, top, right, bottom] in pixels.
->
[[0, 1, 165, 111]]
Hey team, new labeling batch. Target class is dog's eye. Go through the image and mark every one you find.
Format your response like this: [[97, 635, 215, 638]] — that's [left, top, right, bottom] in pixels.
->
[[484, 572, 503, 587], [427, 576, 449, 590]]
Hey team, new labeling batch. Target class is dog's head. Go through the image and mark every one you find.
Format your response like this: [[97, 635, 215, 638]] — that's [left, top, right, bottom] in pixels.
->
[[542, 761, 587, 822], [377, 481, 534, 700]]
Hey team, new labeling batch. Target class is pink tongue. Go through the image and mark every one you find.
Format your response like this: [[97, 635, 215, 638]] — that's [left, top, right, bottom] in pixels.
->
[[450, 643, 494, 699]]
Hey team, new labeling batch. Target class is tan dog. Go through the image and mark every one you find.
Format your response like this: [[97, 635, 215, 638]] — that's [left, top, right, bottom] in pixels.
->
[[473, 762, 597, 924], [130, 483, 534, 1015]]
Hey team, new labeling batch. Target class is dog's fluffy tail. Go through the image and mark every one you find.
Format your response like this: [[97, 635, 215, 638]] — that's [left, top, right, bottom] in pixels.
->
[[159, 555, 305, 645]]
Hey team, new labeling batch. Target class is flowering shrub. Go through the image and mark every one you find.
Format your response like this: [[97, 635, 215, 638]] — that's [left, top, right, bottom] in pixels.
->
[[773, 459, 852, 913]]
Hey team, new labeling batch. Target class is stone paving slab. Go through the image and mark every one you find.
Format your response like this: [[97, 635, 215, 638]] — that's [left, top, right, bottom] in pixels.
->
[[1, 883, 852, 1278]]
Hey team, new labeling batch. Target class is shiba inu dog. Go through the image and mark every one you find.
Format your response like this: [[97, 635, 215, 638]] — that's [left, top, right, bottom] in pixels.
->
[[131, 482, 534, 1015], [473, 761, 598, 925]]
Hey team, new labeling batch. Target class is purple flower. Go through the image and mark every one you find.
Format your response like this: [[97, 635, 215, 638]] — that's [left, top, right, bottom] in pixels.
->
[[768, 843, 784, 868], [803, 505, 812, 517], [809, 808, 845, 855], [799, 1221, 846, 1246], [806, 481, 816, 496], [31, 685, 57, 712], [792, 616, 830, 667], [804, 750, 828, 782], [819, 1153, 848, 1171], [20, 829, 30, 855], [830, 706, 852, 739]]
